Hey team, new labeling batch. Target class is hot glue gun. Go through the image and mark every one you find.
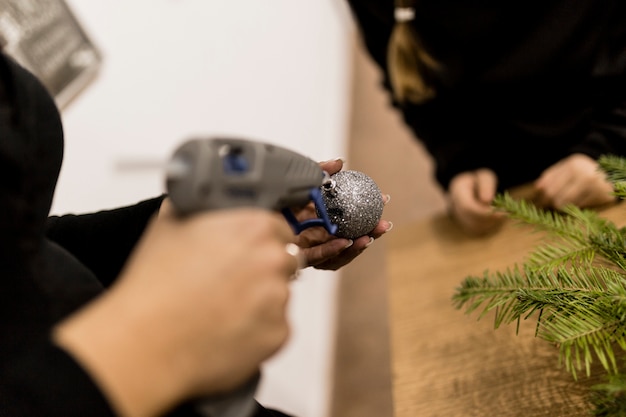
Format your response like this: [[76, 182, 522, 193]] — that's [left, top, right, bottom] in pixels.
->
[[165, 137, 338, 416], [165, 137, 338, 235]]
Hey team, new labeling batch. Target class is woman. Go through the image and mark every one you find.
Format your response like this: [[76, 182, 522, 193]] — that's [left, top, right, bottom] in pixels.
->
[[0, 48, 391, 416], [347, 0, 626, 235]]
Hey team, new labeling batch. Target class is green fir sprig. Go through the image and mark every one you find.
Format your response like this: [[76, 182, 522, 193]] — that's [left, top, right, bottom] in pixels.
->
[[599, 155, 626, 200], [452, 155, 626, 415]]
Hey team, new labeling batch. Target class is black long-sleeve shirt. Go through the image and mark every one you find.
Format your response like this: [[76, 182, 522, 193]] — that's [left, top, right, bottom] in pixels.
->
[[0, 49, 122, 416], [347, 0, 626, 191], [0, 49, 291, 417]]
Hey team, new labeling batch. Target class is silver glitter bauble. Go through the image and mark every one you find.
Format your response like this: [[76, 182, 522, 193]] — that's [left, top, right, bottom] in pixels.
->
[[317, 170, 384, 239]]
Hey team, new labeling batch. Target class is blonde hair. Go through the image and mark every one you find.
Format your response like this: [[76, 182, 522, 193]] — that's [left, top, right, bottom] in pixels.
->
[[387, 1, 441, 104]]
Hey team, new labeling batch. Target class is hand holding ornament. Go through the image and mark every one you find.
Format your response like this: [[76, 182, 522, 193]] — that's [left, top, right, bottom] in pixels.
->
[[294, 158, 392, 271]]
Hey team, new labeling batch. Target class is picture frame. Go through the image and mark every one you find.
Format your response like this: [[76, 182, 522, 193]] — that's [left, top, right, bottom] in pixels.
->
[[0, 0, 102, 108]]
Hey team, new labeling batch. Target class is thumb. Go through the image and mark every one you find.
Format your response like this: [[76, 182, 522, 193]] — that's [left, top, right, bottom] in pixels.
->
[[474, 169, 498, 205]]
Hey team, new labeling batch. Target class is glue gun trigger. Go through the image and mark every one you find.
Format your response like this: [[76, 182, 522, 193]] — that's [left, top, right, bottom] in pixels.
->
[[280, 188, 338, 235]]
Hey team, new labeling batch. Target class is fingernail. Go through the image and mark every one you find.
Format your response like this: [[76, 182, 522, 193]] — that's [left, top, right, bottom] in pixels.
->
[[384, 221, 394, 233], [384, 194, 391, 205], [364, 237, 375, 248], [322, 156, 346, 164], [344, 239, 354, 249]]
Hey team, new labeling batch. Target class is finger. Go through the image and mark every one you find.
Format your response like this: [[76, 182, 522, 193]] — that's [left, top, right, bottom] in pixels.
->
[[310, 234, 376, 270], [552, 180, 586, 209], [285, 243, 305, 269], [449, 173, 479, 209], [535, 180, 568, 208], [296, 226, 334, 249], [313, 254, 360, 271], [450, 188, 502, 235], [561, 176, 614, 208], [311, 248, 361, 271], [474, 169, 497, 204], [303, 238, 354, 268], [368, 220, 393, 239], [270, 212, 299, 243], [319, 157, 345, 176], [578, 183, 616, 207], [533, 164, 569, 208], [284, 242, 306, 279], [157, 197, 177, 218]]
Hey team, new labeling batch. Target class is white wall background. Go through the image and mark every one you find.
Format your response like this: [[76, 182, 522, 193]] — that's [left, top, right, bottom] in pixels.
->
[[51, 1, 355, 416]]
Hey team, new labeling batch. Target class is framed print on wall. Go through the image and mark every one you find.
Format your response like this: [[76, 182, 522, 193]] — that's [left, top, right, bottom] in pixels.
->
[[0, 0, 101, 108]]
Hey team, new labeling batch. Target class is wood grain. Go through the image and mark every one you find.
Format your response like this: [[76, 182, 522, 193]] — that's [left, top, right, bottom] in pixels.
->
[[330, 35, 446, 417]]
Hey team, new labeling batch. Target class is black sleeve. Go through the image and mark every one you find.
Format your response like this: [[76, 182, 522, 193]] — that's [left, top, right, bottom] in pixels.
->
[[46, 195, 166, 288], [345, 2, 484, 190], [1, 341, 116, 417], [348, 1, 626, 192], [572, 98, 626, 160], [571, 5, 626, 160]]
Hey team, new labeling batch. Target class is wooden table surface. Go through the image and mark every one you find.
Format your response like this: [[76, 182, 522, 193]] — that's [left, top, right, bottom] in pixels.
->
[[387, 201, 626, 417]]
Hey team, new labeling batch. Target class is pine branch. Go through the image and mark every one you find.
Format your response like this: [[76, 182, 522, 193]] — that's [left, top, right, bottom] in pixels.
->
[[452, 156, 626, 415], [599, 155, 626, 201], [494, 192, 613, 231], [453, 196, 626, 379], [454, 265, 626, 371], [537, 296, 625, 377], [494, 193, 626, 271], [599, 155, 626, 183], [591, 373, 626, 416]]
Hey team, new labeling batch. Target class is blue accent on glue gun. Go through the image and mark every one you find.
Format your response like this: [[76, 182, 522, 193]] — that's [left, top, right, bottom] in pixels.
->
[[281, 187, 338, 235]]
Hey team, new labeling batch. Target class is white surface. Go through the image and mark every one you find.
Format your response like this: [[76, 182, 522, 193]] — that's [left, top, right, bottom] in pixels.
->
[[52, 1, 355, 416]]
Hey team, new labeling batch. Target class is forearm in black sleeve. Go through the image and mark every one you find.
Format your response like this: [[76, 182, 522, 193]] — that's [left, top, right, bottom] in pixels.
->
[[45, 195, 166, 288], [571, 98, 626, 160], [570, 2, 626, 159], [2, 341, 115, 417], [346, 2, 491, 190]]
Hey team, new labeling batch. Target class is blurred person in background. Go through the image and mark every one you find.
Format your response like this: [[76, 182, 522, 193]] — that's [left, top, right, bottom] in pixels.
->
[[346, 0, 626, 235]]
